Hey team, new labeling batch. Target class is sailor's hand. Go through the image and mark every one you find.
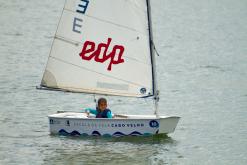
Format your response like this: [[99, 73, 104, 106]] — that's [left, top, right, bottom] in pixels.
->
[[84, 108, 90, 117]]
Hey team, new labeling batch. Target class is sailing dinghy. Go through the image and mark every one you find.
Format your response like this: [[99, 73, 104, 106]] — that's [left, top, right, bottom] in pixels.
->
[[39, 0, 180, 137]]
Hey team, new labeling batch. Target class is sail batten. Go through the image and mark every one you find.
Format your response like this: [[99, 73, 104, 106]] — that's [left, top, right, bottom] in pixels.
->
[[41, 0, 155, 98], [55, 35, 80, 46]]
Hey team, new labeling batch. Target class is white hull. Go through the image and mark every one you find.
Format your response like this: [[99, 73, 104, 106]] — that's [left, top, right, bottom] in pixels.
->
[[48, 112, 180, 137]]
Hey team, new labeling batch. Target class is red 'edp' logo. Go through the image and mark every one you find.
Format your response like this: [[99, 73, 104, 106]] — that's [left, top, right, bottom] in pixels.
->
[[79, 38, 125, 71]]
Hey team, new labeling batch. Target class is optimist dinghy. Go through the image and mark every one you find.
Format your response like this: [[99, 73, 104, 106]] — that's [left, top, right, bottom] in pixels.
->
[[39, 0, 180, 137]]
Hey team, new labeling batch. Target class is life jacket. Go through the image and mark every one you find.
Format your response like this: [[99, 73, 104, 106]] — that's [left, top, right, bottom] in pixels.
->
[[96, 109, 111, 118]]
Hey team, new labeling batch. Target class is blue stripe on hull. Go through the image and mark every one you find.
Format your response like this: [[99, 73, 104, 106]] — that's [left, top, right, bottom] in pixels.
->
[[57, 129, 153, 137], [92, 131, 101, 136]]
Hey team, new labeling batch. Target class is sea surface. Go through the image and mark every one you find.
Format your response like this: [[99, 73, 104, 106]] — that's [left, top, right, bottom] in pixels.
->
[[0, 0, 247, 164]]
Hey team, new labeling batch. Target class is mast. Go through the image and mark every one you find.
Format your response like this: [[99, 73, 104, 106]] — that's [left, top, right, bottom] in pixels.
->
[[146, 0, 159, 116]]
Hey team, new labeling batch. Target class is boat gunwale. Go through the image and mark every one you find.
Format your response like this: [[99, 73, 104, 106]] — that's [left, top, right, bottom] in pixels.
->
[[48, 112, 180, 120]]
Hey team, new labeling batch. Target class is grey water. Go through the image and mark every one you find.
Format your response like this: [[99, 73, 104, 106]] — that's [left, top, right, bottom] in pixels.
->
[[0, 0, 247, 164]]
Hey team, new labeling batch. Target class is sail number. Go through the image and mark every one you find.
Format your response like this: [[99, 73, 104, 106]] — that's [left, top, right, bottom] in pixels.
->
[[149, 120, 159, 128], [73, 0, 89, 34], [76, 0, 89, 14], [72, 0, 125, 71]]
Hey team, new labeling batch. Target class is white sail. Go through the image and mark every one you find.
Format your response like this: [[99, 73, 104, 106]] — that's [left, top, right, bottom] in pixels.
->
[[41, 0, 155, 97]]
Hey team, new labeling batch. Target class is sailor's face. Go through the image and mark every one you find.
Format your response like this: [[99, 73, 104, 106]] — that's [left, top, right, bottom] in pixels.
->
[[98, 101, 107, 111]]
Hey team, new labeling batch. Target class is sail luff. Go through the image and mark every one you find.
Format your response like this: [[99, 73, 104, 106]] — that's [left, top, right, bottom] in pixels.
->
[[146, 0, 159, 115]]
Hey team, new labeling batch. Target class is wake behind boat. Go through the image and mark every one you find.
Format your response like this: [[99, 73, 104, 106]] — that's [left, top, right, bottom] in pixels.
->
[[39, 0, 180, 137]]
